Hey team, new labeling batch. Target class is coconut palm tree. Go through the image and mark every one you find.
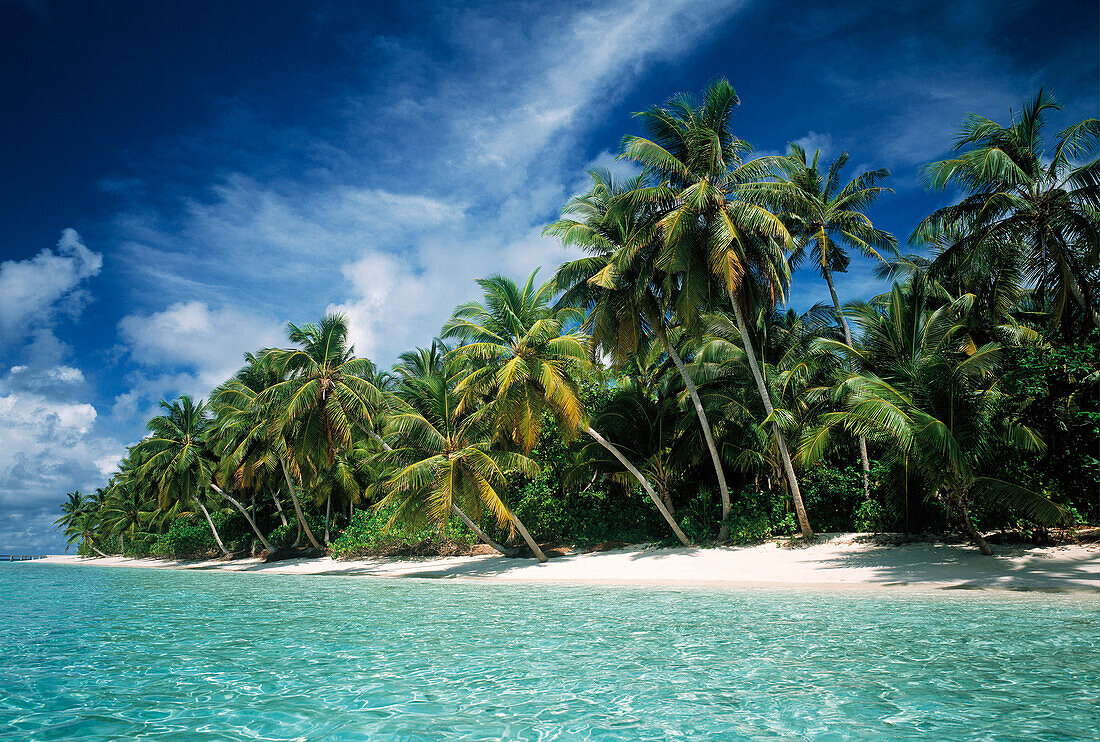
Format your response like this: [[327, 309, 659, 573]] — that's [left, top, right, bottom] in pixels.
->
[[257, 314, 384, 551], [55, 490, 89, 531], [443, 270, 690, 545], [100, 467, 155, 554], [134, 396, 230, 557], [548, 168, 734, 538], [769, 144, 896, 498], [378, 370, 547, 561], [915, 90, 1100, 332], [621, 78, 813, 537], [800, 283, 1065, 553]]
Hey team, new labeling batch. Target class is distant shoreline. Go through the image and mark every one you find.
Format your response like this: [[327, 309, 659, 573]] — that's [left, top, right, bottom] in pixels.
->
[[20, 534, 1100, 593]]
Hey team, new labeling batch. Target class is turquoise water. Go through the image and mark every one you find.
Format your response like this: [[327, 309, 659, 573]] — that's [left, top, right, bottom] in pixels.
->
[[1, 564, 1097, 741]]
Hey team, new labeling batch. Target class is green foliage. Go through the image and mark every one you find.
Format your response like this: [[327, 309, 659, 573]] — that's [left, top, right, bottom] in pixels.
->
[[329, 506, 474, 559], [152, 516, 217, 558]]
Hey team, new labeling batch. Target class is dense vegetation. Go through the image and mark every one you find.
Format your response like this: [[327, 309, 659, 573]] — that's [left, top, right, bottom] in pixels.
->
[[57, 83, 1099, 559]]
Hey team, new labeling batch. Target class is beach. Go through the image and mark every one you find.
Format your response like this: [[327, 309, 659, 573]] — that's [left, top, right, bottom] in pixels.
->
[[30, 534, 1100, 591]]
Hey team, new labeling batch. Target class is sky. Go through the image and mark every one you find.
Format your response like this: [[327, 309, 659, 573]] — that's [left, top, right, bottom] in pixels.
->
[[1, 0, 1096, 553]]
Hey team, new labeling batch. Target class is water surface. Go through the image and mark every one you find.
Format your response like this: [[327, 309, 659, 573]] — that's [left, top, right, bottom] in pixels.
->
[[2, 563, 1097, 740]]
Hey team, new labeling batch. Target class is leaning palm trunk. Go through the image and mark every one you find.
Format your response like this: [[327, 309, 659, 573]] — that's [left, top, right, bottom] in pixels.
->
[[508, 512, 548, 562], [279, 459, 323, 550], [450, 504, 518, 557], [661, 332, 731, 541], [324, 494, 331, 544], [730, 298, 814, 539], [210, 484, 276, 553], [193, 498, 232, 557], [824, 268, 873, 500], [271, 491, 289, 527], [91, 545, 109, 558], [949, 487, 993, 556], [369, 430, 520, 558], [584, 425, 691, 546]]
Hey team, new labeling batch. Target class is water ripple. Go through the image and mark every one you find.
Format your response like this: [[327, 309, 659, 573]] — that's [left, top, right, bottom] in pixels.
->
[[1, 565, 1098, 741]]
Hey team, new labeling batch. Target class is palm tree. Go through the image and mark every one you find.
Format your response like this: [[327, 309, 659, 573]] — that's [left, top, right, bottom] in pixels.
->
[[55, 490, 89, 532], [769, 144, 896, 498], [443, 270, 690, 545], [210, 353, 291, 532], [800, 283, 1065, 553], [134, 396, 230, 557], [379, 370, 546, 561], [621, 78, 814, 537], [258, 314, 384, 551], [548, 168, 733, 539], [100, 466, 155, 554], [915, 91, 1100, 332]]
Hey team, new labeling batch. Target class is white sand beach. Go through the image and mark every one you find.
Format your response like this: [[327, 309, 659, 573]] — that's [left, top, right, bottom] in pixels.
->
[[28, 534, 1100, 591]]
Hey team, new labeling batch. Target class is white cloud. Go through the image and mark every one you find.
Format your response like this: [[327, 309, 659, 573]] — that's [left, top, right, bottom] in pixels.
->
[[111, 0, 750, 370], [116, 300, 286, 410], [0, 229, 102, 348], [0, 363, 125, 553]]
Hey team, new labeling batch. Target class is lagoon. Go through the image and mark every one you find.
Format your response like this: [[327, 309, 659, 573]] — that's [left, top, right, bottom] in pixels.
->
[[2, 564, 1097, 741]]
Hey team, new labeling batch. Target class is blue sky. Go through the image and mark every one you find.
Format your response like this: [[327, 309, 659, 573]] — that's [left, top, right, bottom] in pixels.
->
[[1, 0, 1096, 553]]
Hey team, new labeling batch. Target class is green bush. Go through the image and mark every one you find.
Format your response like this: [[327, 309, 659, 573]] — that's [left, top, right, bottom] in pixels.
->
[[152, 515, 217, 558], [329, 506, 474, 559]]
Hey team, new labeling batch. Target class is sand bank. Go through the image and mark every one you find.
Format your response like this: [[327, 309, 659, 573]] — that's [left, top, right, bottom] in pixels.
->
[[27, 534, 1100, 592]]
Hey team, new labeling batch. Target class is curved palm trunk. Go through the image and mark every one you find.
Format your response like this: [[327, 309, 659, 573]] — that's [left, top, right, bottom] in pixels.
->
[[585, 425, 691, 546], [730, 298, 814, 539], [1062, 259, 1100, 330], [91, 545, 109, 558], [824, 268, 873, 500], [950, 486, 992, 556], [507, 510, 548, 562], [451, 504, 517, 557], [369, 430, 516, 557], [271, 491, 289, 527], [210, 484, 276, 553], [661, 332, 731, 541], [279, 458, 323, 550], [193, 498, 232, 557]]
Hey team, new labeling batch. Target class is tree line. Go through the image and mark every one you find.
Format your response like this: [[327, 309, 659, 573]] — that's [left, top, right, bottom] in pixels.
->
[[58, 81, 1099, 560]]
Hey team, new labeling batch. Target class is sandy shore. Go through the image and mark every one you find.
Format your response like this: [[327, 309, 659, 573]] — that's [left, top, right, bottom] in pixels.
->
[[25, 534, 1100, 592]]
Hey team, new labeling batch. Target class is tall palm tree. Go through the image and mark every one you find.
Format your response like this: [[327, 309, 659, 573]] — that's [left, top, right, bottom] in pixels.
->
[[800, 284, 1065, 553], [769, 144, 896, 498], [210, 353, 291, 531], [548, 168, 734, 539], [134, 396, 230, 557], [55, 490, 89, 532], [258, 314, 384, 550], [443, 270, 690, 545], [379, 371, 546, 561], [622, 78, 813, 537], [915, 90, 1100, 332]]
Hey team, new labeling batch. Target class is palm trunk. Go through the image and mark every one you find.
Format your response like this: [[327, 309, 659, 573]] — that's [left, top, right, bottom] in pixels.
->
[[584, 425, 691, 546], [324, 493, 331, 544], [451, 504, 517, 557], [91, 545, 109, 558], [119, 532, 125, 553], [279, 458, 323, 550], [271, 491, 289, 527], [951, 487, 992, 555], [1063, 260, 1100, 330], [371, 430, 513, 557], [508, 511, 548, 562], [824, 268, 873, 500], [660, 331, 730, 540], [193, 498, 232, 557], [210, 484, 276, 553], [730, 297, 814, 539]]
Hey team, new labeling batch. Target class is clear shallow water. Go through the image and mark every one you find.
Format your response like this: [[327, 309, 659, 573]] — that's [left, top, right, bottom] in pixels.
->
[[2, 565, 1098, 741]]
